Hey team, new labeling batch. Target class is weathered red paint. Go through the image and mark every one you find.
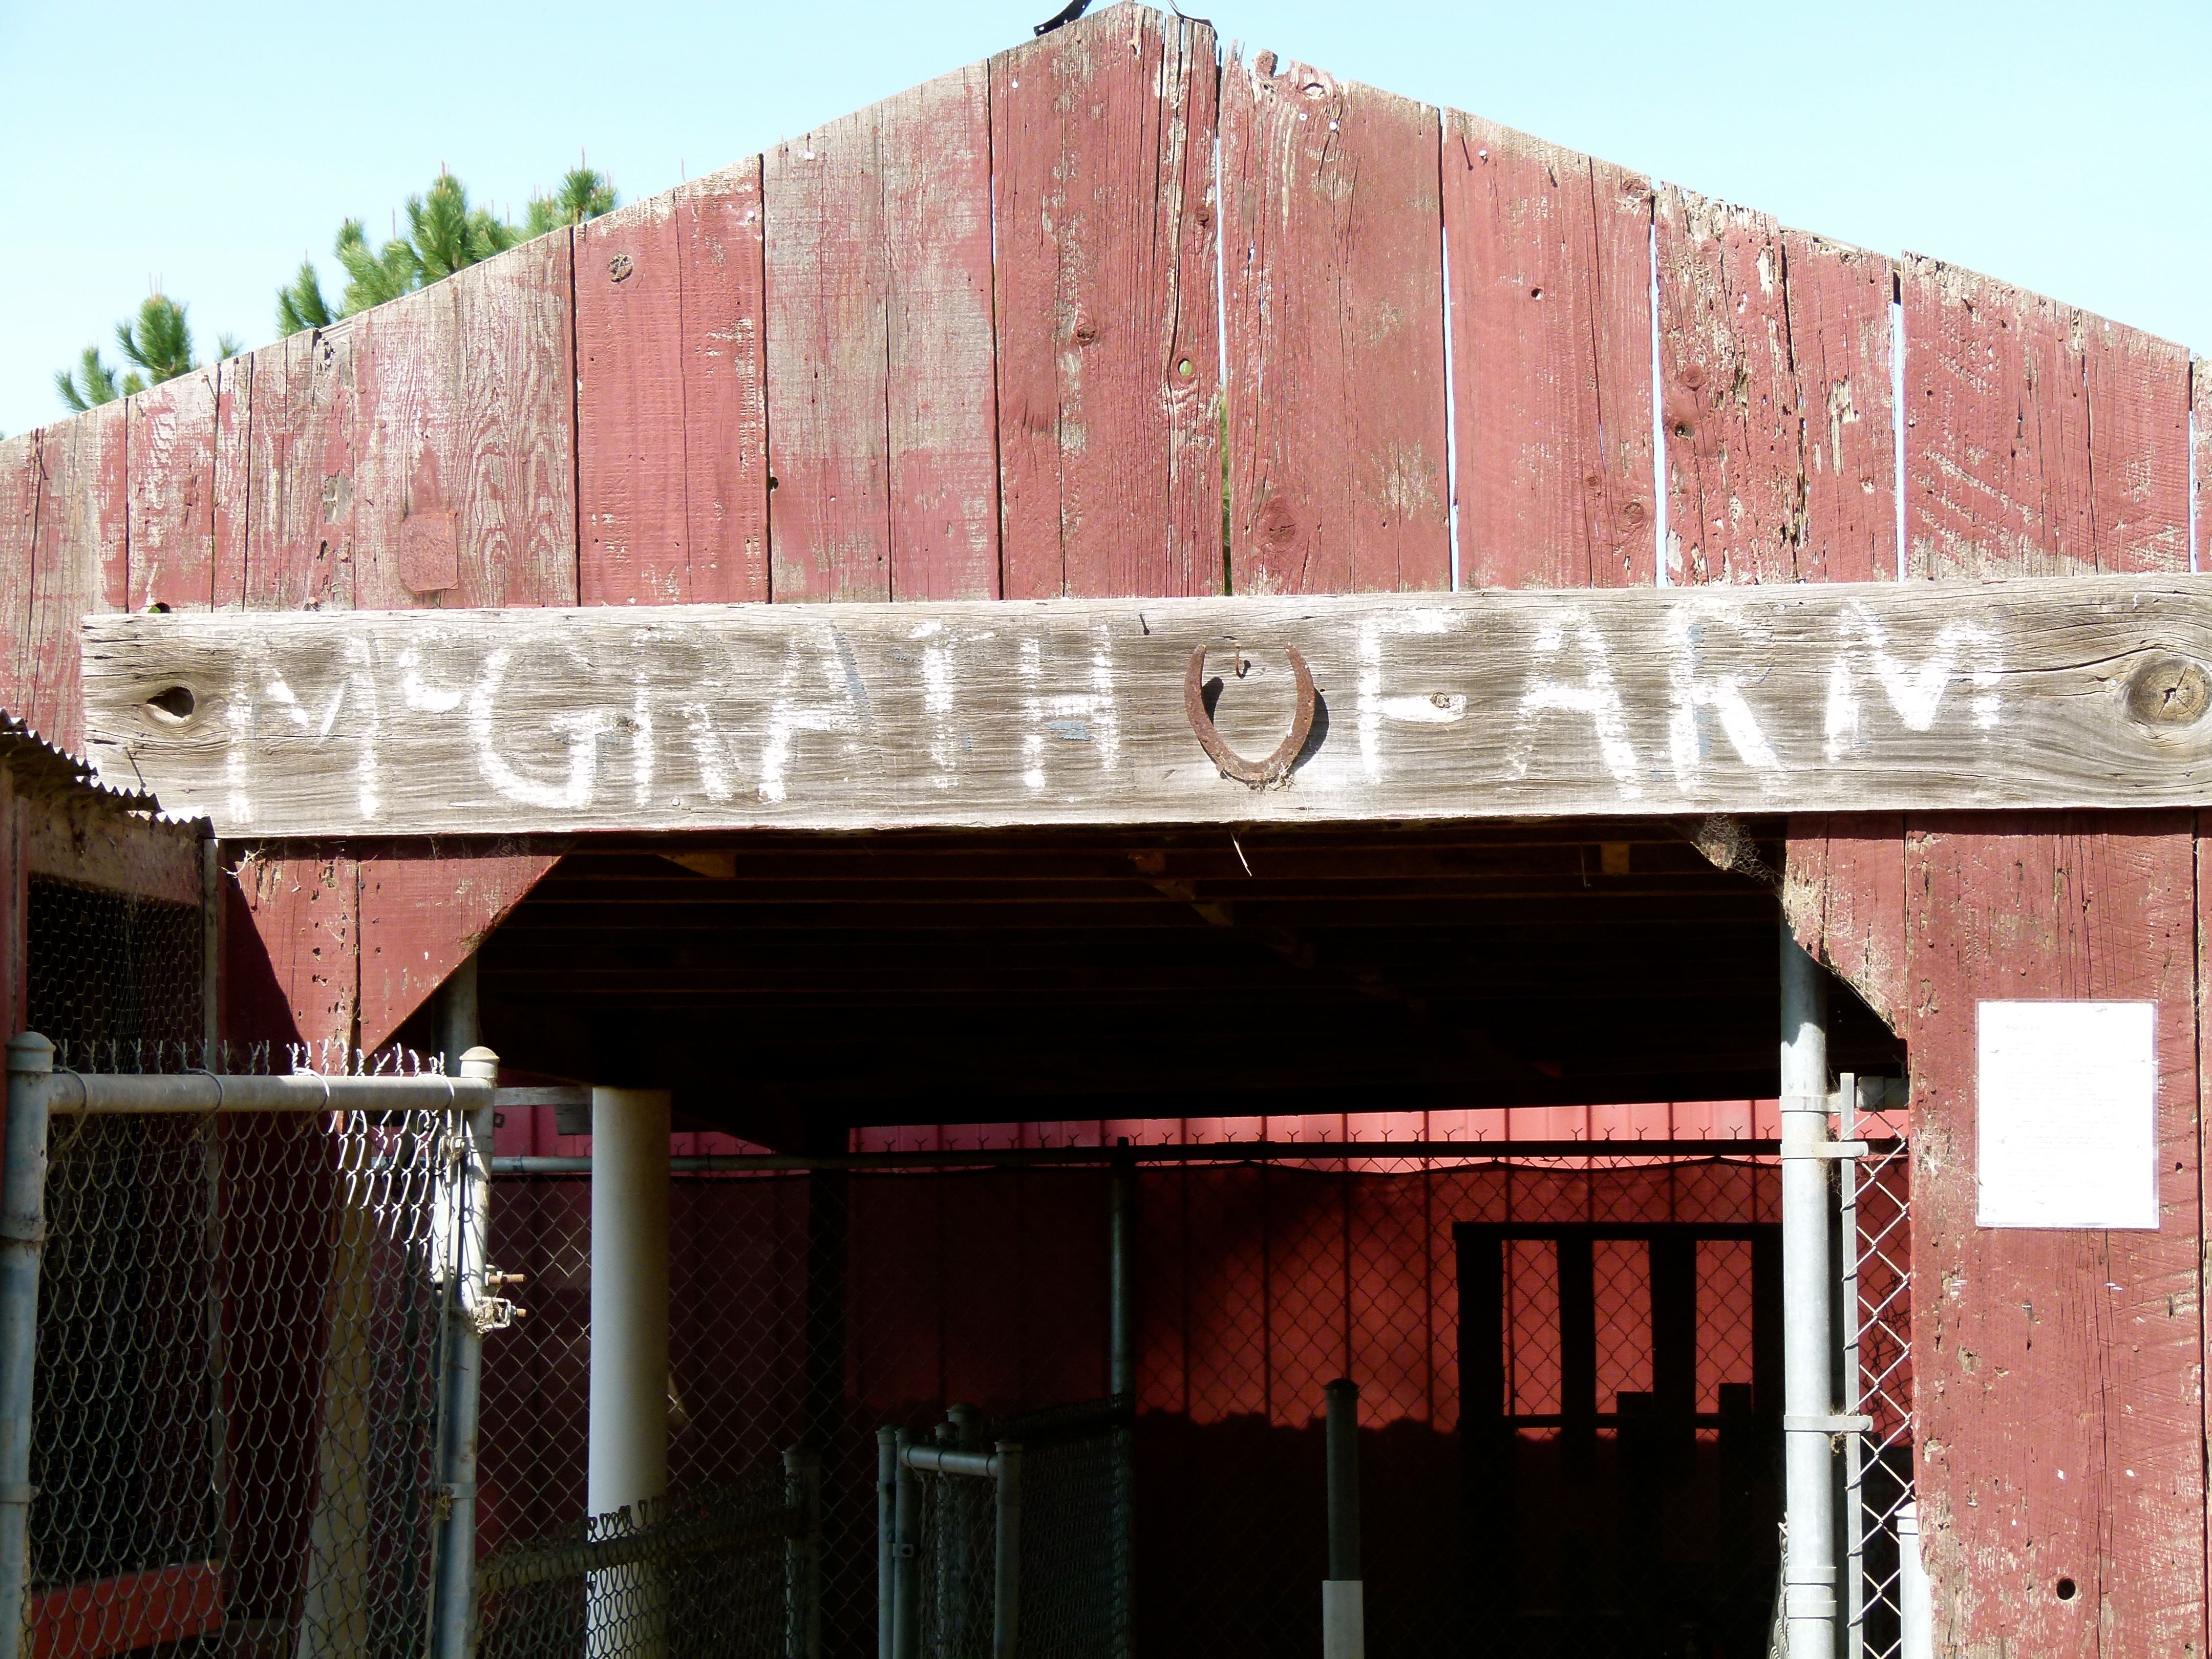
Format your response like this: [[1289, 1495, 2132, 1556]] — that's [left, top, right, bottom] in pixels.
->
[[1905, 817, 2203, 1654], [1222, 51, 1449, 596], [125, 368, 219, 611], [1442, 116, 1655, 590], [992, 7, 1221, 599], [577, 160, 770, 606]]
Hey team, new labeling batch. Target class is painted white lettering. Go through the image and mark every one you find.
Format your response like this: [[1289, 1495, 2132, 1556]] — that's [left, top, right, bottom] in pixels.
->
[[1505, 612, 1642, 798], [468, 647, 608, 810], [758, 629, 866, 804], [1666, 604, 1781, 790], [263, 637, 381, 819], [1019, 627, 1119, 796], [1824, 603, 2001, 761], [1356, 609, 1459, 781]]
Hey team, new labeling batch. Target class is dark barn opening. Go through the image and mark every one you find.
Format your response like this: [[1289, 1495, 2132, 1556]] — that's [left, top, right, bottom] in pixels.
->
[[410, 816, 1904, 1658]]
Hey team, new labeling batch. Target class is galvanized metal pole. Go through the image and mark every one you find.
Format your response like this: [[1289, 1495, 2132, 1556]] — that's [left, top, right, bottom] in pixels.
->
[[892, 1430, 921, 1659], [1107, 1152, 1136, 1659], [0, 1034, 54, 1659], [432, 958, 498, 1659], [1322, 1378, 1365, 1659], [1779, 930, 1839, 1659], [784, 1445, 822, 1659], [1109, 1154, 1134, 1398], [876, 1428, 898, 1659], [991, 1442, 1023, 1659], [1837, 1075, 1867, 1659]]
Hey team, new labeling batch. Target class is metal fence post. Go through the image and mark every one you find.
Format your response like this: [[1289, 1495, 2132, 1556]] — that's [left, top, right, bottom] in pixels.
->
[[1323, 1378, 1365, 1659], [991, 1442, 1022, 1659], [432, 954, 498, 1659], [892, 1429, 920, 1659], [1779, 931, 1839, 1659], [784, 1444, 822, 1659], [1108, 1152, 1136, 1659], [876, 1429, 898, 1659], [1838, 1074, 1867, 1659], [0, 1034, 53, 1659]]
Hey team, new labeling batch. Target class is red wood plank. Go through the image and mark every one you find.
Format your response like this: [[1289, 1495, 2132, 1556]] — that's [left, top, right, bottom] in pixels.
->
[[28, 401, 126, 751], [301, 247, 576, 1032], [764, 67, 1000, 602], [763, 108, 889, 601], [212, 352, 252, 605], [674, 163, 771, 602], [1780, 230, 1898, 583], [1441, 116, 1654, 590], [1656, 197, 1896, 584], [577, 160, 770, 607], [244, 326, 357, 611], [126, 369, 218, 611], [1904, 257, 2189, 577], [2081, 313, 2191, 570], [992, 4, 1221, 599], [578, 193, 690, 604], [0, 433, 40, 719], [1887, 257, 2203, 1646], [2197, 357, 2208, 572], [1222, 51, 1447, 596], [358, 851, 557, 1051], [226, 853, 357, 1050], [1905, 815, 2203, 1656], [1781, 813, 1905, 1030], [350, 233, 578, 610], [881, 66, 998, 601]]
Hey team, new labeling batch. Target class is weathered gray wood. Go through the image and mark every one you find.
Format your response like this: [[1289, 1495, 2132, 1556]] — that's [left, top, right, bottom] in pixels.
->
[[79, 580, 2212, 838]]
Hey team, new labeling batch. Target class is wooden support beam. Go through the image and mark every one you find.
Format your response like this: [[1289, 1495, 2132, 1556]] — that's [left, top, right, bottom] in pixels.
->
[[80, 579, 2212, 838]]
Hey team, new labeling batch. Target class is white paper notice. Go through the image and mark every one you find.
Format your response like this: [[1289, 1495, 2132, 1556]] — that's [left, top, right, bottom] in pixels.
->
[[1976, 1001, 2158, 1230]]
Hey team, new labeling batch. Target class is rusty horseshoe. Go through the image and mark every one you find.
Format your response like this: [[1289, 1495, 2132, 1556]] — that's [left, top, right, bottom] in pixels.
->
[[1184, 644, 1317, 788]]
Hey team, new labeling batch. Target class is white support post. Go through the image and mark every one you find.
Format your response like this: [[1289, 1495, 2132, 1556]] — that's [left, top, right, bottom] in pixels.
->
[[588, 1086, 671, 1658], [1897, 1500, 1932, 1659], [1779, 930, 1838, 1659]]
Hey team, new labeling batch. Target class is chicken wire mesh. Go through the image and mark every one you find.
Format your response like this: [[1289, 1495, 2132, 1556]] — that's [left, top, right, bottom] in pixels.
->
[[27, 876, 202, 1070], [474, 1468, 820, 1659]]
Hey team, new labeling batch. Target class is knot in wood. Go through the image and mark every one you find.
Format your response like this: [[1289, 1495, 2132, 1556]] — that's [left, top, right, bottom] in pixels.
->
[[2126, 654, 2211, 729]]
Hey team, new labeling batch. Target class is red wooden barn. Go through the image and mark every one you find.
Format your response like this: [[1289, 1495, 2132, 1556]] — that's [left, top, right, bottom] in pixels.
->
[[1, 7, 2206, 1659]]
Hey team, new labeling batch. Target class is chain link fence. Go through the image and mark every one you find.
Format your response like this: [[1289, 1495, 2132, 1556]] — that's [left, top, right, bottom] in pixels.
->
[[480, 1146, 1916, 1659], [1844, 1111, 1915, 1659], [476, 1468, 821, 1659], [30, 1078, 465, 1659], [13, 852, 1916, 1659]]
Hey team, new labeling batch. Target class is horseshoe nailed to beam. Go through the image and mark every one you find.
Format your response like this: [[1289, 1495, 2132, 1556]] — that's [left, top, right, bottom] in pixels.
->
[[1185, 645, 1317, 788], [75, 579, 2212, 840]]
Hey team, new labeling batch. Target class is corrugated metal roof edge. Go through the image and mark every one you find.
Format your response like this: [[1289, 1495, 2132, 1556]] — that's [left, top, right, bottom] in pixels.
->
[[0, 711, 198, 826]]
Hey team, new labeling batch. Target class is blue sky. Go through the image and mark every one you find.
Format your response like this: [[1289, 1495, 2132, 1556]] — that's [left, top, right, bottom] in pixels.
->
[[2, 0, 2202, 440]]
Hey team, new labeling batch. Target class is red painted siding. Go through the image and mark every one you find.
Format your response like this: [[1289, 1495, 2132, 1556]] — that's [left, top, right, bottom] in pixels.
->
[[1222, 52, 1448, 596]]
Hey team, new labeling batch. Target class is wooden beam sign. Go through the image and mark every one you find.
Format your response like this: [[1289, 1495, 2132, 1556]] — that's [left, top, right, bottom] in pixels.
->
[[80, 580, 2212, 839]]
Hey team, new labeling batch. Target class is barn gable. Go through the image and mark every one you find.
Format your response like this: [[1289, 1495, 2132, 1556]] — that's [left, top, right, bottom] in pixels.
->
[[3, 17, 2209, 1648]]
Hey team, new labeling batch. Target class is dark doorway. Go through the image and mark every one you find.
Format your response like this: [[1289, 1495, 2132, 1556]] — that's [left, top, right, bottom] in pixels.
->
[[1457, 1223, 1783, 1658]]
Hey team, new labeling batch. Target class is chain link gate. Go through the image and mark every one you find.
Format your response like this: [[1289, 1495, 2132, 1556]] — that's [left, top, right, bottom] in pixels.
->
[[878, 1398, 1132, 1659]]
